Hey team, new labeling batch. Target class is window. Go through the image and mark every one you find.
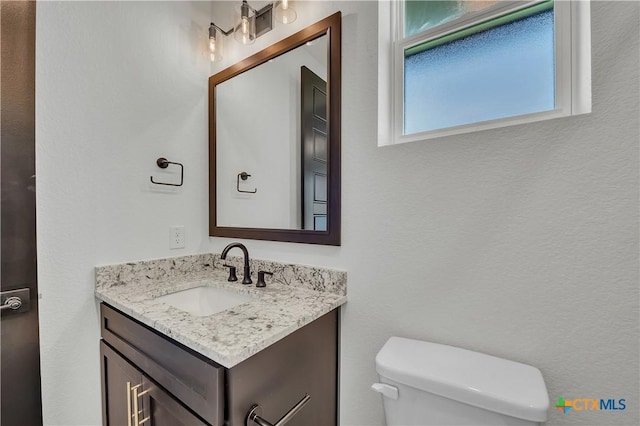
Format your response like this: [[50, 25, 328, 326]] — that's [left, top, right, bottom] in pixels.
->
[[378, 0, 591, 145]]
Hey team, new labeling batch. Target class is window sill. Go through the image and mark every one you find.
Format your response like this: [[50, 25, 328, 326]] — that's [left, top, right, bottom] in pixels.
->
[[384, 108, 589, 146]]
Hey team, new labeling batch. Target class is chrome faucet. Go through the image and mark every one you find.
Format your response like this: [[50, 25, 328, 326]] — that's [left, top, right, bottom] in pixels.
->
[[220, 243, 252, 284]]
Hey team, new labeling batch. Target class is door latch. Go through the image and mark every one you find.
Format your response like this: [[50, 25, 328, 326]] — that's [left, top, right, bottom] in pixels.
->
[[0, 288, 30, 314]]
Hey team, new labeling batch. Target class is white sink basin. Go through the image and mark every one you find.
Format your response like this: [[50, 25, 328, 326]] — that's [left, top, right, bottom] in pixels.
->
[[156, 286, 255, 317]]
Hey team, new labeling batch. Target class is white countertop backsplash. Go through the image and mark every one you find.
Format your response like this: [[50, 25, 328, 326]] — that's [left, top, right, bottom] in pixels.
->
[[95, 253, 347, 368]]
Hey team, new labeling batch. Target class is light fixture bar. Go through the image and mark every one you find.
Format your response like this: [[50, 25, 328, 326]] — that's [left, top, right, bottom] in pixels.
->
[[208, 0, 297, 59]]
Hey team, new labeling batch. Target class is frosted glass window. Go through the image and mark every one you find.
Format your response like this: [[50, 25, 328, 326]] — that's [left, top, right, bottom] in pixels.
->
[[404, 9, 555, 135], [405, 0, 498, 37]]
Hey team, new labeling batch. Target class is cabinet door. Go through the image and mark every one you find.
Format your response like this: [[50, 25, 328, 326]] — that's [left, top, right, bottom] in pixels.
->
[[227, 310, 338, 426], [100, 304, 224, 426], [101, 341, 207, 426], [140, 376, 208, 426], [101, 341, 143, 426]]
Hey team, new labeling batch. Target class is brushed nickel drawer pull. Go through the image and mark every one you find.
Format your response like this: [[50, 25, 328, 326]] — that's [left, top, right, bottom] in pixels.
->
[[136, 388, 150, 424], [126, 382, 133, 426], [131, 384, 143, 426], [246, 394, 310, 426]]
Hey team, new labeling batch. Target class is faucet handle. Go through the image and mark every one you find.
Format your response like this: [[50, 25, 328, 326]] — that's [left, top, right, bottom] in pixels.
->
[[223, 264, 238, 282], [256, 271, 273, 288]]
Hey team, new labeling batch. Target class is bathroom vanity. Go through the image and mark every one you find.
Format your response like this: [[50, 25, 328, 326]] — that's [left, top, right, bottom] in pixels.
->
[[95, 12, 346, 425], [95, 254, 347, 426]]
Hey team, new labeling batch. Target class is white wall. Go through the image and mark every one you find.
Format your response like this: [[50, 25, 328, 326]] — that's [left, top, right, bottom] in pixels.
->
[[36, 1, 638, 425], [36, 2, 212, 424], [209, 2, 639, 426]]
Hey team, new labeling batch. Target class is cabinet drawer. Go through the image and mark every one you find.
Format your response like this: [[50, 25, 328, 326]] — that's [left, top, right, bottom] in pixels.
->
[[100, 303, 223, 426]]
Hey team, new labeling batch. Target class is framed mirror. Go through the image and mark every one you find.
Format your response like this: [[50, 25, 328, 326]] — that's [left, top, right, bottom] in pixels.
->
[[209, 12, 341, 245]]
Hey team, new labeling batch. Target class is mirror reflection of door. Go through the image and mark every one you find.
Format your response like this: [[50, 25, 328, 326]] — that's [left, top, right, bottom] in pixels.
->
[[301, 66, 327, 231]]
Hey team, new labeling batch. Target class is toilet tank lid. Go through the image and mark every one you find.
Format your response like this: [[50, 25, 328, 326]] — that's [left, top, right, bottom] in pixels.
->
[[375, 337, 549, 422]]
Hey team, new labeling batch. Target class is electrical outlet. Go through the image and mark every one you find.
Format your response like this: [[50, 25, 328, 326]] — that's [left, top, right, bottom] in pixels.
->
[[170, 226, 185, 249]]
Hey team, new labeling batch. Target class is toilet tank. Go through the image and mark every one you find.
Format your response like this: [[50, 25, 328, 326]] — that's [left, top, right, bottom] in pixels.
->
[[373, 337, 549, 426]]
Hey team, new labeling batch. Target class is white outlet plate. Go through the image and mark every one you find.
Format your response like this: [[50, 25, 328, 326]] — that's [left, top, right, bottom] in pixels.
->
[[170, 226, 185, 249]]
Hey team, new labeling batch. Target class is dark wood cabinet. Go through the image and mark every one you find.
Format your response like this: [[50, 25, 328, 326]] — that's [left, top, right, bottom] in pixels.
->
[[101, 341, 142, 426], [100, 304, 224, 425], [140, 375, 208, 426], [101, 341, 208, 426], [99, 303, 338, 426], [224, 310, 338, 426]]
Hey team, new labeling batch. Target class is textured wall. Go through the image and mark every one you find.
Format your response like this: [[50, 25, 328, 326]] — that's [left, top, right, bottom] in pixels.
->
[[209, 2, 640, 426], [36, 1, 638, 425], [36, 2, 212, 424]]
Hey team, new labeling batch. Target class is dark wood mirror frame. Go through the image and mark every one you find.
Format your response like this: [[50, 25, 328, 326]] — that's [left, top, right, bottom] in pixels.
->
[[209, 12, 341, 245]]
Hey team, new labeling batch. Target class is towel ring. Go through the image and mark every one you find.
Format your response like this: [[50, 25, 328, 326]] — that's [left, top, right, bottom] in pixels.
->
[[150, 157, 183, 187]]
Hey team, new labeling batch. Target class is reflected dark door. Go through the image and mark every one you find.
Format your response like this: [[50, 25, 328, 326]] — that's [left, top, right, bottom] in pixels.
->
[[1, 2, 43, 425], [301, 66, 327, 231]]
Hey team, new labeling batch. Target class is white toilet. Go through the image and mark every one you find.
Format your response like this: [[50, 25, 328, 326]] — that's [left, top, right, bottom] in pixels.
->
[[372, 337, 549, 425]]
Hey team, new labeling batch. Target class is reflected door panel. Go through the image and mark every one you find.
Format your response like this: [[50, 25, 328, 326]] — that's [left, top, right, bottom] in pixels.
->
[[301, 66, 327, 231]]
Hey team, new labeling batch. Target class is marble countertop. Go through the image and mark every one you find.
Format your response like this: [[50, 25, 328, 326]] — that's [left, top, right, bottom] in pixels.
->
[[95, 255, 347, 368]]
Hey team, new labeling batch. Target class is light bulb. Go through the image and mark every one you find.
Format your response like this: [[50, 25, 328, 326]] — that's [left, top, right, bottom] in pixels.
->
[[208, 24, 223, 62], [209, 38, 222, 62], [275, 0, 297, 24], [234, 1, 255, 45], [241, 16, 249, 35]]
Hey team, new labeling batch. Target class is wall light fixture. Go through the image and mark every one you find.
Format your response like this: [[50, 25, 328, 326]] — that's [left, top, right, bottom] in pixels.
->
[[208, 24, 230, 62], [209, 0, 298, 62]]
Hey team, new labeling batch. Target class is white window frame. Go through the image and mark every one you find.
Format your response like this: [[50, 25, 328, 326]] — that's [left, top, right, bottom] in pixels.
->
[[378, 0, 591, 146]]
